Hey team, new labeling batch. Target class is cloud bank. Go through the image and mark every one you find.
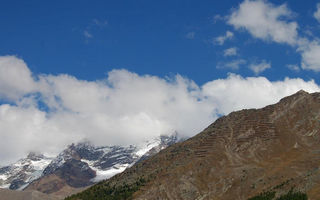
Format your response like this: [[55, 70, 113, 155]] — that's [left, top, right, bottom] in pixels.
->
[[0, 55, 319, 165]]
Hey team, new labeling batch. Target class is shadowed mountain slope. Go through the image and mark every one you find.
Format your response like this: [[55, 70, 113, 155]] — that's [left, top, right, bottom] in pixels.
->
[[23, 134, 178, 198], [66, 90, 320, 200]]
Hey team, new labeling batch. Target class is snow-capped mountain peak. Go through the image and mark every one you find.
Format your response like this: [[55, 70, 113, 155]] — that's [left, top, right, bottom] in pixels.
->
[[0, 133, 180, 191], [0, 153, 53, 190]]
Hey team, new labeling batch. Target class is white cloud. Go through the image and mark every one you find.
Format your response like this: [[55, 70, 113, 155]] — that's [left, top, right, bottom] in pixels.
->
[[213, 14, 225, 23], [202, 74, 319, 114], [0, 56, 319, 165], [214, 31, 234, 45], [299, 40, 320, 72], [186, 32, 195, 39], [287, 64, 300, 72], [82, 19, 107, 41], [224, 47, 238, 56], [0, 56, 36, 100], [226, 0, 320, 72], [227, 0, 298, 46], [314, 3, 320, 23], [217, 59, 246, 70], [249, 60, 271, 74], [84, 30, 93, 38]]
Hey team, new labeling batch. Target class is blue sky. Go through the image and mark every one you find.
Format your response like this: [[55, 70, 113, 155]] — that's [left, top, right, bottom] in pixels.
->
[[1, 0, 319, 84], [1, 0, 320, 164]]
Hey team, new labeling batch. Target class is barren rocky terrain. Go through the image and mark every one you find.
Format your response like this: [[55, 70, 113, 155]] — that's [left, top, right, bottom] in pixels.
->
[[67, 90, 320, 199], [0, 188, 59, 200]]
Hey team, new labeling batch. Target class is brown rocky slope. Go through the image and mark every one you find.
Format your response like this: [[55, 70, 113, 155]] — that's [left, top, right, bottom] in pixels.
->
[[67, 90, 320, 200], [0, 188, 59, 200]]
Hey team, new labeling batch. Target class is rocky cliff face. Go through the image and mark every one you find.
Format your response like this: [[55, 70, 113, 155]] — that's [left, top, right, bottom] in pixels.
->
[[24, 133, 179, 197], [0, 153, 53, 190], [67, 90, 320, 200]]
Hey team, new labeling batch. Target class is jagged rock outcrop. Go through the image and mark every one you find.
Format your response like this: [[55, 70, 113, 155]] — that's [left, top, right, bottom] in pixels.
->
[[24, 134, 179, 197]]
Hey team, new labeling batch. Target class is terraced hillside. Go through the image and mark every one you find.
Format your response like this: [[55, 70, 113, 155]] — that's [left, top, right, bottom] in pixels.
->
[[67, 90, 320, 200]]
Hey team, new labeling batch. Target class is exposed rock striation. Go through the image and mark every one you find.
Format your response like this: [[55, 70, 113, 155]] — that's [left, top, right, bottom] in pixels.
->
[[67, 90, 320, 200]]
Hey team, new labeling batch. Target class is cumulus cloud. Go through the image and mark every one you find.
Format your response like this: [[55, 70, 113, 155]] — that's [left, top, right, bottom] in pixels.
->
[[228, 0, 298, 45], [201, 74, 319, 114], [249, 60, 271, 74], [299, 40, 320, 72], [0, 56, 36, 100], [0, 56, 319, 164], [226, 0, 320, 72], [224, 47, 238, 56], [217, 59, 246, 70], [314, 3, 320, 23], [214, 31, 234, 45]]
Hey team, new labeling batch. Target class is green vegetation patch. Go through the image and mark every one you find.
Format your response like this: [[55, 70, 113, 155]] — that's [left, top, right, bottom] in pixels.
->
[[248, 189, 308, 200], [276, 190, 307, 200], [65, 177, 147, 200], [248, 191, 276, 200]]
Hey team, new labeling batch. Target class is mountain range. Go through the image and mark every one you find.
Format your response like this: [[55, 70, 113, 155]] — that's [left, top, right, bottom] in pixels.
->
[[1, 90, 320, 200], [0, 133, 179, 199], [66, 90, 320, 200]]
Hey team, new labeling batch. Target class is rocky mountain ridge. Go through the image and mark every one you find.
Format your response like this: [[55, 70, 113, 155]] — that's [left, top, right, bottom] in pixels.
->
[[0, 153, 53, 190], [66, 90, 320, 200], [0, 133, 179, 198]]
